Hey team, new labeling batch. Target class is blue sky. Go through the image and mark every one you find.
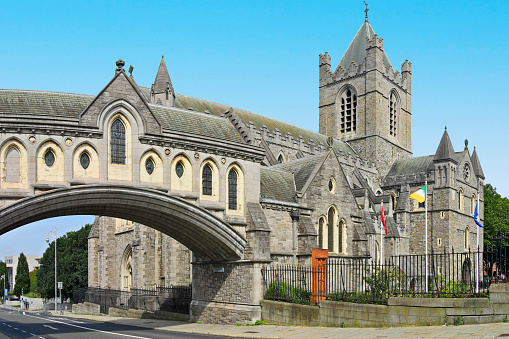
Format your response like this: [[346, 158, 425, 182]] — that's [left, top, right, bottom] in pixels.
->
[[0, 1, 508, 260]]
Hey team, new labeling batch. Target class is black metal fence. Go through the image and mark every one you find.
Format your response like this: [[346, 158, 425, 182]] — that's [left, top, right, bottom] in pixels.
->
[[263, 248, 501, 305], [73, 285, 192, 314]]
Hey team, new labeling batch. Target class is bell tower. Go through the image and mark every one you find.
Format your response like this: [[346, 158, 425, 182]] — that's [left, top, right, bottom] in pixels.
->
[[319, 15, 412, 176]]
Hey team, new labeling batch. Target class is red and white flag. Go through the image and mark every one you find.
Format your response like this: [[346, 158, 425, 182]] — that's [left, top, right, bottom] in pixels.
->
[[380, 205, 387, 235]]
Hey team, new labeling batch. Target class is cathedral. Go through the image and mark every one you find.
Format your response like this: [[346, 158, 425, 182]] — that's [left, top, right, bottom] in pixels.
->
[[82, 17, 485, 290]]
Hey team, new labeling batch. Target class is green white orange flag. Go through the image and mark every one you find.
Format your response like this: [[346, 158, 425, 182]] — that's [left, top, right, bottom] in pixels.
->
[[410, 184, 427, 203]]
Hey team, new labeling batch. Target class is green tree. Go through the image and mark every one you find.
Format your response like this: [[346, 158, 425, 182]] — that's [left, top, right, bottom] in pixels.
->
[[37, 224, 91, 300], [13, 253, 30, 297], [29, 269, 38, 295], [484, 184, 509, 247], [0, 261, 10, 293]]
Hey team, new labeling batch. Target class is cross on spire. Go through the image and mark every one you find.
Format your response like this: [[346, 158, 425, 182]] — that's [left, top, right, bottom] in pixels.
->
[[364, 1, 369, 20]]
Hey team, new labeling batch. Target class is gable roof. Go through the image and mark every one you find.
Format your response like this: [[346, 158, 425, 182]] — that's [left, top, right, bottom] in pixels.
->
[[149, 104, 244, 142], [138, 87, 357, 157], [270, 154, 324, 192], [337, 20, 393, 71], [0, 89, 92, 118], [387, 155, 434, 177], [260, 168, 296, 203]]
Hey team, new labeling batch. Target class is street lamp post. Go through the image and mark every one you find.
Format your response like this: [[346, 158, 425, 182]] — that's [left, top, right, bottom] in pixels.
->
[[46, 227, 57, 312], [1, 274, 4, 305]]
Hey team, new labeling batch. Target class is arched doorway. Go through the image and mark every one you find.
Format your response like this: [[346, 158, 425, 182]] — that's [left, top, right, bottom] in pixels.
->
[[121, 245, 133, 290]]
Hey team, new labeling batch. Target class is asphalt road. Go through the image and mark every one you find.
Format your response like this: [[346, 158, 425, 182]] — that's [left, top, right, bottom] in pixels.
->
[[0, 308, 222, 339]]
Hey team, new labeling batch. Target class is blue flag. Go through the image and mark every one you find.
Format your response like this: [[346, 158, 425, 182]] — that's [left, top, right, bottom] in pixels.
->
[[474, 201, 483, 228]]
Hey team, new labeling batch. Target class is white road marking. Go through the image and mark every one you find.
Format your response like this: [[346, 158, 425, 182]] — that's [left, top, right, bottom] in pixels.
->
[[25, 314, 153, 339], [43, 324, 58, 330]]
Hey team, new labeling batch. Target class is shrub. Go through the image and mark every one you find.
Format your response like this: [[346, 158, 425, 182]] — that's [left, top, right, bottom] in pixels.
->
[[265, 281, 311, 304]]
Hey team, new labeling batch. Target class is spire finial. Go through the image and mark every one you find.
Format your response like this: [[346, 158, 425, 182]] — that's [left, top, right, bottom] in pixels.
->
[[162, 55, 164, 60], [364, 1, 369, 20], [445, 126, 447, 130]]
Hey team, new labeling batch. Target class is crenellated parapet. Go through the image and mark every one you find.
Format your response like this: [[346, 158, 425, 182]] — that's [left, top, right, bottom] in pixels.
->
[[319, 54, 410, 92]]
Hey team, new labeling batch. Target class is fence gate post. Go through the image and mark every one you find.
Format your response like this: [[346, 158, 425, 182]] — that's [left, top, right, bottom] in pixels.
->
[[311, 249, 328, 304]]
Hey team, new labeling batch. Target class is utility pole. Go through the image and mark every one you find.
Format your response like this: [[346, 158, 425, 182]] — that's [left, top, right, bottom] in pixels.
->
[[46, 227, 57, 311]]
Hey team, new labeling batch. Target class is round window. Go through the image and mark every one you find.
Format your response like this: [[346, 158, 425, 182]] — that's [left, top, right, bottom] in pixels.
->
[[146, 158, 155, 175], [44, 150, 55, 167], [175, 161, 184, 178], [80, 152, 90, 169]]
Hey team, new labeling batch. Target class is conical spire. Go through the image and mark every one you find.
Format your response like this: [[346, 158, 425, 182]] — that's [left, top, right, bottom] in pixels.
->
[[336, 20, 393, 71], [471, 147, 485, 179], [433, 127, 455, 162], [153, 56, 174, 94]]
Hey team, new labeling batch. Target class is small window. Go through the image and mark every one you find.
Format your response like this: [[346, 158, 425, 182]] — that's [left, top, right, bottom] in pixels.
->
[[111, 119, 126, 164], [80, 152, 90, 169], [328, 178, 336, 194], [44, 150, 55, 167], [202, 164, 212, 195], [228, 169, 238, 210], [145, 158, 155, 175], [277, 154, 284, 163], [175, 161, 184, 178], [418, 201, 425, 208]]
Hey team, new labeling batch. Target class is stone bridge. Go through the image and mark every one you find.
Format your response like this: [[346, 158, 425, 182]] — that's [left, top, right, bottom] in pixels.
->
[[0, 62, 271, 322]]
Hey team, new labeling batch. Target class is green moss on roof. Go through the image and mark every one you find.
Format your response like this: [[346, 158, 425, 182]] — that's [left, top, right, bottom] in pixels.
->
[[260, 168, 296, 203], [0, 90, 93, 117], [271, 154, 323, 192]]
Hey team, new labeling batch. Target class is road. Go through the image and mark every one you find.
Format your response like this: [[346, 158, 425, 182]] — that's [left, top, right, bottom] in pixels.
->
[[0, 308, 221, 339]]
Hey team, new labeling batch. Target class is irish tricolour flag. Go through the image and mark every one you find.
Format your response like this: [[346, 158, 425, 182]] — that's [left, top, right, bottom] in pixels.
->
[[410, 184, 427, 203]]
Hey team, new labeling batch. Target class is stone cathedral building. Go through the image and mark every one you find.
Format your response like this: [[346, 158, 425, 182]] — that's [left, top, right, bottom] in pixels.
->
[[86, 18, 484, 290], [0, 17, 484, 293]]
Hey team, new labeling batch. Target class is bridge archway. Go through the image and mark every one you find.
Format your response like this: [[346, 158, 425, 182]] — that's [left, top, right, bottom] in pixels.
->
[[0, 185, 246, 261]]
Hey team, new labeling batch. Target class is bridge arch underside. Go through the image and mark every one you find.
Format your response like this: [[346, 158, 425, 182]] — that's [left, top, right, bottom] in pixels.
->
[[0, 185, 247, 261]]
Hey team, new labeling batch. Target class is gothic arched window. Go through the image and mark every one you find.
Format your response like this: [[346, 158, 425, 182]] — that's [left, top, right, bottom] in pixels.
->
[[111, 119, 126, 164], [202, 164, 213, 195], [327, 207, 336, 252], [340, 88, 357, 134], [389, 91, 398, 137], [5, 147, 20, 183], [228, 169, 238, 210], [465, 227, 470, 251], [318, 217, 326, 249]]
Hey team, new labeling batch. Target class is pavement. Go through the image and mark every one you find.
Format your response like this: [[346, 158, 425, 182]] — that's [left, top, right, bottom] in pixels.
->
[[4, 304, 509, 338]]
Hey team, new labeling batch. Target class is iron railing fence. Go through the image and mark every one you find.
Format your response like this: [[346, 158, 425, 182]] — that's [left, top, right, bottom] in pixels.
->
[[72, 285, 192, 314], [263, 249, 500, 305]]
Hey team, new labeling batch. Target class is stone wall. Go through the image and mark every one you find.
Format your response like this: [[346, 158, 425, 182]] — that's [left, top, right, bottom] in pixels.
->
[[190, 261, 265, 324], [261, 284, 509, 327]]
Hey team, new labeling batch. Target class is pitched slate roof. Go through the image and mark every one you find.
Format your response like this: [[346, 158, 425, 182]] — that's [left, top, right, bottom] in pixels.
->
[[140, 88, 357, 157], [0, 89, 93, 117], [152, 56, 174, 94], [270, 154, 324, 192], [337, 20, 393, 71], [260, 168, 296, 203], [149, 105, 244, 142], [386, 155, 434, 176]]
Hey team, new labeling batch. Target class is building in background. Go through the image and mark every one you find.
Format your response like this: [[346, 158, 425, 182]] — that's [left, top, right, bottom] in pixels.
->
[[5, 255, 42, 292]]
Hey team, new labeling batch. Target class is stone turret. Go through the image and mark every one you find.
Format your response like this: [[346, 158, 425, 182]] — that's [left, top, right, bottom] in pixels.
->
[[433, 127, 457, 188], [151, 56, 175, 107]]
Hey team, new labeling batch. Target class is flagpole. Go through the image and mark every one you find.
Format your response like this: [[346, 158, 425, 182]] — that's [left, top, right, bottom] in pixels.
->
[[476, 191, 480, 293], [381, 200, 384, 266], [425, 179, 428, 293]]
